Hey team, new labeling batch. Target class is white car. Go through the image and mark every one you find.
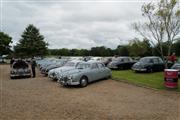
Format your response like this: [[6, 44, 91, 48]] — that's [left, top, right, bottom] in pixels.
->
[[89, 57, 103, 62]]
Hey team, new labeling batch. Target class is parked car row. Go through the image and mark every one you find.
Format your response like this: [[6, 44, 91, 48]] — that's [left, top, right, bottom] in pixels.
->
[[37, 58, 112, 87], [41, 59, 68, 75], [35, 56, 179, 87], [48, 60, 81, 80], [105, 56, 166, 73]]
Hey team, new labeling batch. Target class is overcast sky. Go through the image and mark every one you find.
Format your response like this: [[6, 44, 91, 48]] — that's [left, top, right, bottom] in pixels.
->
[[1, 0, 155, 49]]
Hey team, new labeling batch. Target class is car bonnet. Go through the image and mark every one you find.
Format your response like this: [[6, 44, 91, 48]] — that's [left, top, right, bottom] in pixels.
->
[[60, 68, 84, 77]]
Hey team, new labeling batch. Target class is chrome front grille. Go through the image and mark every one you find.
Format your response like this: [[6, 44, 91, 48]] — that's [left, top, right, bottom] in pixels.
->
[[59, 76, 68, 82]]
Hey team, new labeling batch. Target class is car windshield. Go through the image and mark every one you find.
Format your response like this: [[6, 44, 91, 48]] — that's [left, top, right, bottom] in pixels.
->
[[172, 64, 180, 69], [76, 63, 91, 69], [55, 59, 64, 63], [13, 61, 28, 69], [112, 57, 122, 62], [64, 62, 75, 67], [139, 58, 151, 63], [56, 61, 64, 64]]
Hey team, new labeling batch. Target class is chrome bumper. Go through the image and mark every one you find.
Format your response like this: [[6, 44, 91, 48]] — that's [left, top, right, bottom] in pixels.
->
[[132, 68, 147, 71], [58, 80, 79, 86], [10, 73, 31, 77]]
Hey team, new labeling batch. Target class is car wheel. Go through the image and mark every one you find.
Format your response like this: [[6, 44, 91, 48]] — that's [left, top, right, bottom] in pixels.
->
[[80, 77, 88, 87]]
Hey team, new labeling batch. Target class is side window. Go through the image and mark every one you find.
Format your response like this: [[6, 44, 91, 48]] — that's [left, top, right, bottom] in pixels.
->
[[158, 58, 163, 63], [153, 58, 159, 64], [97, 63, 105, 68], [85, 64, 91, 68], [149, 59, 153, 63], [124, 58, 130, 62], [75, 62, 79, 67], [91, 63, 98, 69], [129, 58, 133, 62]]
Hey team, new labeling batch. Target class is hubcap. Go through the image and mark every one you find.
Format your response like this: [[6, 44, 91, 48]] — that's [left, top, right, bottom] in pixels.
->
[[81, 79, 87, 86]]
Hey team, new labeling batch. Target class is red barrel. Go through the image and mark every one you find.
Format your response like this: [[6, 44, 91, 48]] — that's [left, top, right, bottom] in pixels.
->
[[164, 69, 178, 88]]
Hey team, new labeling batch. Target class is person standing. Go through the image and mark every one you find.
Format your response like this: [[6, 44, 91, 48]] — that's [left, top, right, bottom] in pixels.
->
[[31, 57, 36, 78], [171, 52, 177, 64], [10, 57, 15, 67]]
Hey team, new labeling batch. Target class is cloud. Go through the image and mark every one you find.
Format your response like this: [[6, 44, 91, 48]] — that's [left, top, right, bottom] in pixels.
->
[[2, 0, 151, 49]]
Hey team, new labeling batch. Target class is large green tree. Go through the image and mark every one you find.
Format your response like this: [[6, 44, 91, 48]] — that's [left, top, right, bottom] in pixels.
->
[[115, 45, 129, 56], [0, 32, 12, 55], [14, 24, 48, 57], [90, 46, 110, 56], [128, 38, 152, 57]]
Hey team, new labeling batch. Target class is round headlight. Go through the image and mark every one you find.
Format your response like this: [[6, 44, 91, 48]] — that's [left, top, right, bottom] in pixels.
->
[[67, 75, 73, 80], [58, 74, 63, 79]]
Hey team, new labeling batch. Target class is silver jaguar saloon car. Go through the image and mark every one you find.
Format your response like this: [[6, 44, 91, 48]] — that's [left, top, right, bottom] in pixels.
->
[[57, 61, 111, 87]]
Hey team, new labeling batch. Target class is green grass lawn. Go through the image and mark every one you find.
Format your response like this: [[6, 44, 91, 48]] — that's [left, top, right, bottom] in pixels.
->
[[112, 70, 180, 92]]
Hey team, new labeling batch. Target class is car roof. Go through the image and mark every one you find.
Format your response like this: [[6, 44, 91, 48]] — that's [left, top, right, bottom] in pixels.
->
[[91, 57, 102, 59], [86, 61, 103, 64], [142, 56, 161, 59], [76, 60, 101, 64], [116, 56, 131, 59], [68, 60, 82, 63]]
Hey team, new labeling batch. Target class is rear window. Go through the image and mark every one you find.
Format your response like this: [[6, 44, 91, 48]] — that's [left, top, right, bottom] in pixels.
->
[[13, 61, 28, 69]]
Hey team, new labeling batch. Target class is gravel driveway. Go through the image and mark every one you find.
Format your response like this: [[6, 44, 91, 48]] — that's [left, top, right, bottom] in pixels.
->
[[0, 64, 180, 120]]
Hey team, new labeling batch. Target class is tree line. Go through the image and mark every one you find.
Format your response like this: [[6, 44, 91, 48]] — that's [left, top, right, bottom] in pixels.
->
[[48, 38, 180, 57]]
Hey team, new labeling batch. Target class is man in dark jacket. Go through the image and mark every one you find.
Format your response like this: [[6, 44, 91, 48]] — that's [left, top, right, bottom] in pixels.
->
[[31, 58, 36, 78], [10, 57, 15, 67]]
